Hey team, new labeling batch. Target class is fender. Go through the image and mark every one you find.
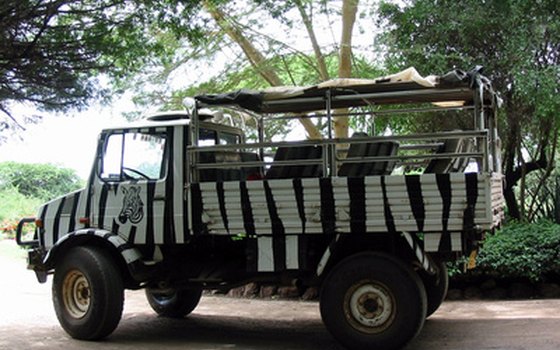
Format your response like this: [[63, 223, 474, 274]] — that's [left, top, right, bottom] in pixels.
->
[[316, 232, 436, 277], [44, 228, 153, 282]]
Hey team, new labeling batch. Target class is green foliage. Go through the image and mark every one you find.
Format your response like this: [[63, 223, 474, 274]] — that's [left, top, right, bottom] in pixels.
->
[[378, 0, 560, 220], [1, 0, 205, 131], [0, 186, 42, 237], [0, 162, 83, 201], [472, 221, 560, 282], [0, 186, 41, 222]]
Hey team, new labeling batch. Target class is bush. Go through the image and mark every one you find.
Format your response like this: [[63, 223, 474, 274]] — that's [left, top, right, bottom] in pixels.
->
[[0, 161, 82, 201], [0, 186, 41, 238], [473, 220, 560, 282]]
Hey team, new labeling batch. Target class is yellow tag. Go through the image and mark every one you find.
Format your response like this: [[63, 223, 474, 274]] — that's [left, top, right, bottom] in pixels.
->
[[467, 249, 478, 270]]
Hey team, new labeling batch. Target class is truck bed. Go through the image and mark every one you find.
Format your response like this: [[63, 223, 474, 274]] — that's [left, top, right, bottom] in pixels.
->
[[191, 172, 505, 253]]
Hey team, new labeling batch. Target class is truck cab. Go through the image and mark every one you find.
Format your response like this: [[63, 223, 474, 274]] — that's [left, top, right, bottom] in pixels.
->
[[18, 67, 504, 350]]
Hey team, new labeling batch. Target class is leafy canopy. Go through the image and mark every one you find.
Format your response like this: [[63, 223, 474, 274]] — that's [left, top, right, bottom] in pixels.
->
[[0, 161, 83, 201]]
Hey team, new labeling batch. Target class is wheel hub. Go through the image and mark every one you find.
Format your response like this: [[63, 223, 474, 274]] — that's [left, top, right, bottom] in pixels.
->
[[62, 270, 91, 319], [345, 281, 396, 334]]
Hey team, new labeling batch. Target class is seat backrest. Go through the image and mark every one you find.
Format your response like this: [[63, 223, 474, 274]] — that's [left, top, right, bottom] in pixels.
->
[[424, 137, 472, 174], [338, 133, 399, 177], [198, 151, 242, 182], [266, 145, 323, 179], [240, 152, 264, 180]]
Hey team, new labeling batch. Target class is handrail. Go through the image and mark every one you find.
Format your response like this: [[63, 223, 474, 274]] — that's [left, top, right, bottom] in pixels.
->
[[187, 130, 488, 176]]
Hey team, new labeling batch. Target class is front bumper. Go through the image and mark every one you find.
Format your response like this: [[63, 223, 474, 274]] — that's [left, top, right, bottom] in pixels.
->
[[16, 217, 48, 283], [27, 248, 49, 283]]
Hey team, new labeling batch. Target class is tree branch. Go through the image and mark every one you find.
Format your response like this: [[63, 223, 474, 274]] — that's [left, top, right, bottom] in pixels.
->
[[294, 0, 329, 81]]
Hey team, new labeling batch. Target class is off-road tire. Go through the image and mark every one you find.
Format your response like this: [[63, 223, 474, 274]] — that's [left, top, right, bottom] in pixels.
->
[[420, 260, 449, 317], [52, 246, 124, 340], [320, 252, 427, 350], [145, 287, 202, 318]]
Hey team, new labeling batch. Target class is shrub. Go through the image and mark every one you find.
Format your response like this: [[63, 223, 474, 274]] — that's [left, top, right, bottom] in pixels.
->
[[0, 161, 82, 201], [0, 186, 41, 239], [474, 220, 560, 282]]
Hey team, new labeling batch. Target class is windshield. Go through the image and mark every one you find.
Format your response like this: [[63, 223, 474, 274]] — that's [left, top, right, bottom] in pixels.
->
[[99, 131, 167, 181]]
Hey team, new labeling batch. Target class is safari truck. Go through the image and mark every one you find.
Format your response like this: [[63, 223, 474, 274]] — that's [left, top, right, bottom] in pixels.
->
[[17, 67, 504, 350]]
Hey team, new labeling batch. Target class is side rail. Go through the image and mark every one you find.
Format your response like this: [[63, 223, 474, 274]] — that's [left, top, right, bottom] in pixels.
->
[[187, 130, 489, 182]]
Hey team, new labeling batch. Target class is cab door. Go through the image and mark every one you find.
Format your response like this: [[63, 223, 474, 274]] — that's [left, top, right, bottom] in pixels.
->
[[92, 126, 186, 245]]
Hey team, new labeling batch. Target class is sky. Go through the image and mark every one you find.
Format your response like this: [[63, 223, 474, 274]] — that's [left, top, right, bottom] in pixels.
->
[[0, 103, 129, 180], [0, 1, 382, 180]]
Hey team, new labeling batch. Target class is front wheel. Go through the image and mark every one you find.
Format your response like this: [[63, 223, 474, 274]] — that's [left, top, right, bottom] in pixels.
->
[[145, 287, 202, 318], [52, 246, 124, 340], [320, 252, 427, 350]]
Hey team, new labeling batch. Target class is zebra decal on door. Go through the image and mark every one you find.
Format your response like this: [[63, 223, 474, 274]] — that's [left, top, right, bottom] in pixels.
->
[[119, 186, 144, 224]]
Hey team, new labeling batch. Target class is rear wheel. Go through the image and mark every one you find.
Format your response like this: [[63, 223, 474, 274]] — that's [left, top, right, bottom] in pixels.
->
[[145, 287, 202, 318], [421, 260, 449, 317], [52, 246, 124, 340], [320, 252, 427, 350]]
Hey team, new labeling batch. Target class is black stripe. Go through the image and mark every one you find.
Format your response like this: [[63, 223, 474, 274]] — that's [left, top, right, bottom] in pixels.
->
[[163, 127, 176, 244], [263, 180, 286, 271], [39, 205, 47, 246], [436, 174, 452, 252], [381, 176, 397, 233], [405, 175, 425, 232], [463, 173, 479, 251], [247, 237, 258, 272], [190, 183, 204, 235], [111, 219, 119, 234], [298, 235, 308, 270], [319, 178, 336, 235], [129, 225, 137, 244], [216, 182, 230, 234], [87, 133, 106, 220], [293, 178, 306, 234], [98, 185, 109, 228], [348, 177, 366, 234], [146, 182, 156, 246], [52, 197, 66, 243], [240, 181, 256, 236], [68, 191, 81, 232]]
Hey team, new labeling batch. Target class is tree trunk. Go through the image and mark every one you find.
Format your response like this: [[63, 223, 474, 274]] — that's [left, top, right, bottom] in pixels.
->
[[204, 1, 322, 139], [334, 0, 359, 140], [294, 0, 329, 81]]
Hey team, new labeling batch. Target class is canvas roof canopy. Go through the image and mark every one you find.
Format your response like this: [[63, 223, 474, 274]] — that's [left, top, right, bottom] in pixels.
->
[[195, 66, 497, 114]]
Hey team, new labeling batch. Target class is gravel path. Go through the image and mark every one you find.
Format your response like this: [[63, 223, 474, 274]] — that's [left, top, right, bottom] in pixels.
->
[[1, 239, 559, 350]]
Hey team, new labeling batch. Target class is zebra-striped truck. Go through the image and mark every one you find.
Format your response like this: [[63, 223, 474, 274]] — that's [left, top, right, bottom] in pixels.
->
[[17, 67, 504, 350]]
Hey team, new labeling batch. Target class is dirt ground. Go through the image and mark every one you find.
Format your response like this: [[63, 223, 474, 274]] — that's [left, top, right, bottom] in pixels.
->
[[1, 239, 560, 350]]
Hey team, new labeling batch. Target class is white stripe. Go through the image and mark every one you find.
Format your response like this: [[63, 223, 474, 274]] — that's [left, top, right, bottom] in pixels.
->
[[302, 178, 321, 234], [173, 126, 185, 243], [247, 181, 271, 235], [285, 235, 299, 269], [385, 177, 415, 232], [153, 182, 166, 244], [223, 182, 245, 233], [257, 236, 274, 272], [331, 177, 350, 233], [75, 189, 87, 230], [364, 176, 386, 232], [44, 203, 58, 248]]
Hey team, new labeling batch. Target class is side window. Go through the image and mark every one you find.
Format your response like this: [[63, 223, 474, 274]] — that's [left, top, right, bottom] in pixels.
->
[[199, 128, 217, 146], [219, 132, 240, 145], [99, 131, 167, 181]]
